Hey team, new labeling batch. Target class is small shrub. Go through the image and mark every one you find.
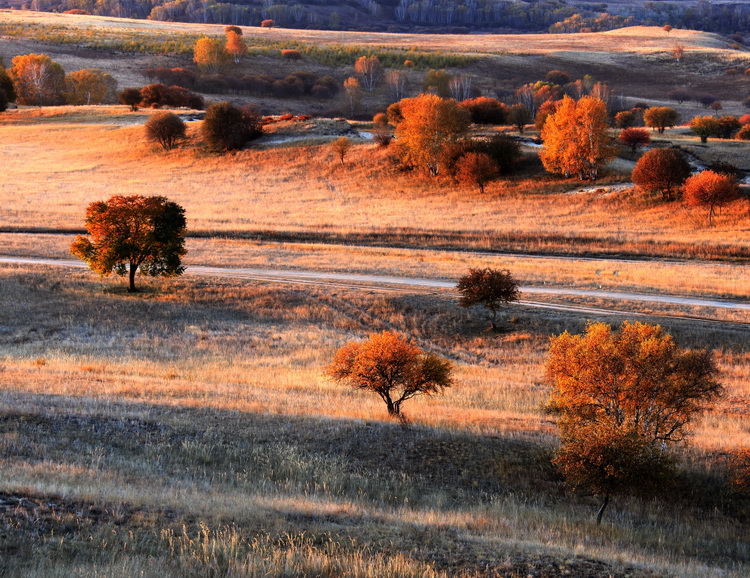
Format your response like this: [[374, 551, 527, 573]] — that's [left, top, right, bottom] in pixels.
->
[[737, 125, 750, 140], [261, 19, 275, 28], [281, 49, 302, 60], [145, 112, 187, 150]]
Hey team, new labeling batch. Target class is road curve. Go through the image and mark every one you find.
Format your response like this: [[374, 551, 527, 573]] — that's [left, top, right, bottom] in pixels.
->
[[2, 256, 750, 318]]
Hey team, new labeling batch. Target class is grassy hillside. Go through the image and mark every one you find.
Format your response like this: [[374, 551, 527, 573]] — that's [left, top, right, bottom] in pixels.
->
[[1, 16, 750, 576]]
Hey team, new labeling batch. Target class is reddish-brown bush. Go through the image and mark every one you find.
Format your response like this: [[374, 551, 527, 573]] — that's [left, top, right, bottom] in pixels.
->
[[281, 49, 302, 60], [631, 148, 691, 201], [619, 127, 650, 153], [683, 170, 740, 225]]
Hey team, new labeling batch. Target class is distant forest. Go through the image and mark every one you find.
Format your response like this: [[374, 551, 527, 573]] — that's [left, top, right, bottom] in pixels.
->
[[3, 0, 750, 35]]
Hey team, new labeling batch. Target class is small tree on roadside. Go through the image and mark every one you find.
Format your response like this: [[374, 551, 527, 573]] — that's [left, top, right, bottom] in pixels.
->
[[456, 267, 520, 331], [70, 195, 187, 292], [326, 331, 453, 418], [330, 136, 353, 164], [546, 321, 722, 524], [683, 170, 740, 225], [631, 148, 691, 201], [690, 115, 720, 143], [619, 127, 650, 153], [145, 112, 187, 150], [614, 110, 636, 128], [456, 152, 499, 194], [119, 87, 142, 111], [667, 88, 690, 104], [643, 106, 679, 134]]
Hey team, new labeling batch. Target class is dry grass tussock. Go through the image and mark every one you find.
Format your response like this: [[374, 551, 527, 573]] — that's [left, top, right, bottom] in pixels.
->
[[1, 111, 749, 261], [0, 265, 749, 576]]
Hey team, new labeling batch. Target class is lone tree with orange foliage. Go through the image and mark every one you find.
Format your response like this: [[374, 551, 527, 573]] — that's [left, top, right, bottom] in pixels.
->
[[394, 93, 470, 176], [456, 268, 519, 331], [330, 136, 353, 164], [546, 321, 721, 524], [71, 195, 187, 292], [618, 127, 650, 153], [326, 331, 453, 418], [456, 152, 499, 194], [682, 170, 740, 225], [225, 30, 247, 64], [540, 96, 615, 180], [631, 148, 691, 200]]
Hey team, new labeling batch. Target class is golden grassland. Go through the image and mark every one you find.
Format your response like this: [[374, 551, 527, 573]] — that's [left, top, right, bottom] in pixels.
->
[[0, 264, 749, 576], [1, 108, 749, 260], [0, 10, 741, 56], [0, 102, 749, 574]]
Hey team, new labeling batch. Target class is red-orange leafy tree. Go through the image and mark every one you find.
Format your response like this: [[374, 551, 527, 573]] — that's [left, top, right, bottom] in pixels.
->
[[631, 148, 691, 201], [326, 331, 453, 418], [683, 170, 740, 225], [71, 195, 187, 292], [618, 127, 650, 153], [546, 321, 721, 524], [456, 152, 499, 194]]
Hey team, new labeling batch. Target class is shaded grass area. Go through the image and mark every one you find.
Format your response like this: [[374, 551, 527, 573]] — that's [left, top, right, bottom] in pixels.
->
[[0, 266, 749, 575]]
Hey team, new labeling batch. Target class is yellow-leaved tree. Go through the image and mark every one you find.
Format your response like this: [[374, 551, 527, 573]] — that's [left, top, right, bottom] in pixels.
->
[[193, 37, 230, 74], [540, 95, 615, 180], [394, 93, 470, 176]]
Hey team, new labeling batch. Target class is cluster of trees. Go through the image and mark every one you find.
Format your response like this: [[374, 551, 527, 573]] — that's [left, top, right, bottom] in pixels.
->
[[144, 65, 339, 100], [119, 83, 205, 111], [1, 53, 117, 108], [143, 100, 263, 151], [385, 93, 521, 192], [632, 148, 740, 223]]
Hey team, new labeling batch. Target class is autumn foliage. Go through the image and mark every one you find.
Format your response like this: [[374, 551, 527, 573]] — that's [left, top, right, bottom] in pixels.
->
[[540, 96, 615, 180], [70, 195, 187, 292], [618, 127, 650, 153], [456, 152, 499, 194], [64, 68, 117, 105], [631, 148, 691, 201], [394, 94, 470, 176], [643, 106, 679, 133], [10, 53, 65, 106], [325, 331, 453, 417], [682, 170, 740, 225], [547, 321, 721, 523]]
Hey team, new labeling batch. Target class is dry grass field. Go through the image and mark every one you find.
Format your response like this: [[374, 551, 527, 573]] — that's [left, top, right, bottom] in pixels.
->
[[1, 15, 750, 576], [0, 264, 749, 576], [1, 108, 749, 260]]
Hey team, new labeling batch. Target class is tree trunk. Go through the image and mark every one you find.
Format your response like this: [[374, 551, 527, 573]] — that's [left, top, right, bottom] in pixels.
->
[[596, 494, 610, 525], [128, 262, 139, 292]]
